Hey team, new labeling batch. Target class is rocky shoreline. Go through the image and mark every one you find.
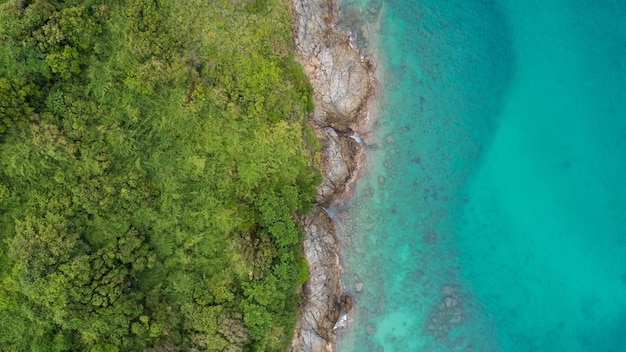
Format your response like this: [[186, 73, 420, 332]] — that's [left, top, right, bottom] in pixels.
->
[[289, 0, 376, 350]]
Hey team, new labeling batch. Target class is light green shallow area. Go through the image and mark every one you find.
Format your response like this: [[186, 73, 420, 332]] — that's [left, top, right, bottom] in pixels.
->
[[333, 0, 626, 351]]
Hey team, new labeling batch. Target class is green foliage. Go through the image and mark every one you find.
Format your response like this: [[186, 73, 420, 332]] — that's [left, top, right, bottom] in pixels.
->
[[0, 78, 40, 133], [297, 256, 309, 285], [0, 0, 318, 350]]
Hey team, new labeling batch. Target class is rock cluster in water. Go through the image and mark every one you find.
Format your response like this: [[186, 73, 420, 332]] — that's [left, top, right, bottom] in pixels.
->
[[427, 284, 464, 338], [289, 0, 375, 350]]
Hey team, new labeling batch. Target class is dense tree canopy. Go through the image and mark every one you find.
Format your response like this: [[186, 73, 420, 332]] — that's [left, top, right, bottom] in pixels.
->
[[0, 0, 320, 350]]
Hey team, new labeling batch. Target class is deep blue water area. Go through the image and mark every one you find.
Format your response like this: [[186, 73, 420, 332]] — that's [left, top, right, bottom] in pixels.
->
[[332, 1, 626, 351]]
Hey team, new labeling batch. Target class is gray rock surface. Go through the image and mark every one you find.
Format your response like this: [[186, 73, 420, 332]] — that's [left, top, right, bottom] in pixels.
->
[[293, 208, 341, 352], [292, 0, 373, 131], [314, 127, 361, 206], [290, 0, 375, 350]]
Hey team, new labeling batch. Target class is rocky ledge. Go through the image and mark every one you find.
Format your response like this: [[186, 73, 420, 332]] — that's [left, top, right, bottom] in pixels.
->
[[290, 0, 375, 350]]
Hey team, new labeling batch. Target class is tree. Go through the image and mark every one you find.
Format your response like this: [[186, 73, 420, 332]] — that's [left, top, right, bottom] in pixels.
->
[[0, 0, 319, 349]]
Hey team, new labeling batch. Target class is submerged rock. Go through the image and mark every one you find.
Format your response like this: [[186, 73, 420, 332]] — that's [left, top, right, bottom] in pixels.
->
[[441, 284, 456, 297], [355, 281, 363, 292], [444, 297, 457, 308], [366, 323, 377, 335], [427, 284, 464, 338]]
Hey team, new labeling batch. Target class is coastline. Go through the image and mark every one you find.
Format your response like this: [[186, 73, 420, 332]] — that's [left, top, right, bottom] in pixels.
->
[[289, 0, 376, 350]]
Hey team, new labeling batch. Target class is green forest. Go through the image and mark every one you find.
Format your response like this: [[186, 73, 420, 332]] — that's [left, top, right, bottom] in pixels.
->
[[0, 0, 320, 350]]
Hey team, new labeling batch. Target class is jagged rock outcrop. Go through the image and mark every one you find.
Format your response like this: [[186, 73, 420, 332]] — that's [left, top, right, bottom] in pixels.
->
[[314, 127, 360, 204], [292, 0, 374, 205], [294, 208, 342, 352], [290, 0, 374, 350], [292, 0, 372, 118]]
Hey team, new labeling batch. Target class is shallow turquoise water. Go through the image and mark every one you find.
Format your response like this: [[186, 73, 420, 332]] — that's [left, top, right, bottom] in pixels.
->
[[333, 1, 626, 351]]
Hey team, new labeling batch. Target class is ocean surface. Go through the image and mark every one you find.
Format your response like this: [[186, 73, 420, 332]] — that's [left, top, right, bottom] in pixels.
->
[[331, 0, 626, 351]]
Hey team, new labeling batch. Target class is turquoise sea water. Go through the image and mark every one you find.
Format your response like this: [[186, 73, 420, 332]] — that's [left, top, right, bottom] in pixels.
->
[[333, 1, 626, 351]]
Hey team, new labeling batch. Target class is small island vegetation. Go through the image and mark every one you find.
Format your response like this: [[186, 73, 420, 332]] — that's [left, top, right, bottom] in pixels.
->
[[0, 0, 320, 350]]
